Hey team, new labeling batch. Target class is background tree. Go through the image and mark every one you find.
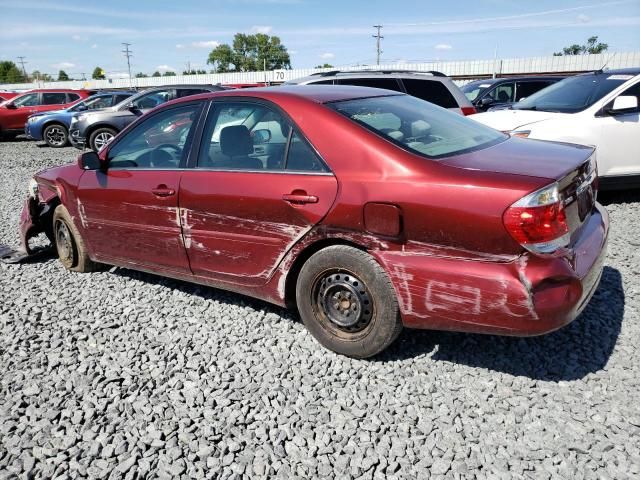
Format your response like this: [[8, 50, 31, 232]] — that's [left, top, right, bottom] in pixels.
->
[[0, 61, 26, 83], [163, 71, 177, 77], [57, 70, 70, 81], [183, 69, 197, 75], [92, 67, 106, 79], [135, 72, 148, 78], [553, 36, 608, 56], [315, 63, 334, 68], [207, 33, 291, 73], [152, 71, 162, 77]]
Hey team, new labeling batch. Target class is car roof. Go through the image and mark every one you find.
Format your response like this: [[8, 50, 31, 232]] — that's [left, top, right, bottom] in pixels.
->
[[287, 70, 449, 84], [464, 75, 563, 86], [164, 85, 404, 107], [581, 67, 640, 76]]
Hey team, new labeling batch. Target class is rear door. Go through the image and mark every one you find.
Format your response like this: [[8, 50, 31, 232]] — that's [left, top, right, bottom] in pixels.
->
[[76, 102, 202, 273], [179, 99, 338, 286]]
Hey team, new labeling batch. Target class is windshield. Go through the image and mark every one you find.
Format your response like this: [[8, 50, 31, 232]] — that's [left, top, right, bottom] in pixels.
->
[[70, 94, 113, 112], [329, 94, 506, 159], [461, 81, 495, 102], [513, 73, 630, 113]]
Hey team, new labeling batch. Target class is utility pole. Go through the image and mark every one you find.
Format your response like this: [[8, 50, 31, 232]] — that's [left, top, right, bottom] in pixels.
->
[[17, 56, 28, 79], [185, 60, 191, 74], [372, 25, 383, 66], [122, 43, 133, 88]]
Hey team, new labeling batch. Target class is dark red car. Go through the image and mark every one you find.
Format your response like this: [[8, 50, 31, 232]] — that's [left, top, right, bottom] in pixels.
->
[[0, 89, 93, 140], [0, 91, 20, 103], [18, 86, 608, 358]]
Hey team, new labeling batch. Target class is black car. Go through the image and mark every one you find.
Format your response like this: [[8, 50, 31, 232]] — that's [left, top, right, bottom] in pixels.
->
[[69, 84, 225, 151], [462, 76, 564, 112]]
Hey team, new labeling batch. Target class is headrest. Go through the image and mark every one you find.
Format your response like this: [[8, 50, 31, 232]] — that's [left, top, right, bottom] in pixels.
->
[[220, 125, 253, 156], [410, 120, 431, 137]]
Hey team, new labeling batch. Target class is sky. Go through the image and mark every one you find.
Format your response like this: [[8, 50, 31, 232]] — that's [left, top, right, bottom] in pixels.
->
[[0, 0, 639, 79]]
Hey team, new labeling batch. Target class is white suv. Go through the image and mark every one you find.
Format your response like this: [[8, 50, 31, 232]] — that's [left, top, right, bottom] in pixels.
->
[[285, 70, 476, 116], [471, 68, 640, 190]]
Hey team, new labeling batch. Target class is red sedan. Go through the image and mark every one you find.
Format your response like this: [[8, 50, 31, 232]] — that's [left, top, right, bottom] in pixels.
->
[[19, 86, 608, 358]]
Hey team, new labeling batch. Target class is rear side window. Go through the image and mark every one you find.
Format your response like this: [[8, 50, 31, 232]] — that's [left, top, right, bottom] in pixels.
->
[[286, 132, 326, 172], [309, 79, 334, 85], [515, 81, 553, 101], [337, 78, 403, 92], [67, 93, 80, 102], [177, 88, 209, 98], [401, 79, 458, 108], [42, 93, 68, 105]]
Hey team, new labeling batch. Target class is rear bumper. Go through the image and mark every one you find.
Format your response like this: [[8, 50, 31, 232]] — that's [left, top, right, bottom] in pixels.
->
[[373, 203, 609, 336]]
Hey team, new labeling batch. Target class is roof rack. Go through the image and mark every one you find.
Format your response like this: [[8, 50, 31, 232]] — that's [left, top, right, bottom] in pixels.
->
[[310, 69, 447, 78]]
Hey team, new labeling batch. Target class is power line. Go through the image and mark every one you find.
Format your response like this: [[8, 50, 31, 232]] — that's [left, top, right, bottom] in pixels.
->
[[16, 56, 28, 78], [122, 42, 133, 88], [372, 25, 383, 65]]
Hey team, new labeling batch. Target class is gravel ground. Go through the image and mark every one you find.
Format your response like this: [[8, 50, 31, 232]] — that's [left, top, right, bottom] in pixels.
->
[[1, 139, 639, 479]]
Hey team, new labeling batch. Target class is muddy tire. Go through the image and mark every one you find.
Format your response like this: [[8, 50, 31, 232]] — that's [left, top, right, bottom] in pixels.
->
[[43, 123, 69, 148], [296, 245, 403, 358], [89, 127, 117, 152], [52, 205, 100, 272]]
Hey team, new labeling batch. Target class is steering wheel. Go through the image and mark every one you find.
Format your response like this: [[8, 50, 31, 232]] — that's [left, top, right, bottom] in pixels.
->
[[149, 144, 182, 168], [154, 143, 182, 155]]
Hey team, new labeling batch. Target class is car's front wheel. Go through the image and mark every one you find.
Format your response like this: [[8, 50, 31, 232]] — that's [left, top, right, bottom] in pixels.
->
[[53, 205, 100, 272], [43, 124, 68, 148], [89, 127, 117, 152], [296, 245, 403, 358]]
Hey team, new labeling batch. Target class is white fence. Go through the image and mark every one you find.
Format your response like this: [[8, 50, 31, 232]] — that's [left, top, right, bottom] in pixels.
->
[[2, 51, 638, 91]]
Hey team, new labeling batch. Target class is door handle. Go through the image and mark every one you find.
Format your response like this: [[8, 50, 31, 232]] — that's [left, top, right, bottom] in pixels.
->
[[282, 193, 318, 204], [151, 185, 176, 197]]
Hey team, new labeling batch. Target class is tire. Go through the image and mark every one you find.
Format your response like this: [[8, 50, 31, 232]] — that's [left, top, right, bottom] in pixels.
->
[[296, 245, 403, 358], [89, 127, 117, 152], [52, 205, 100, 272], [43, 124, 69, 148]]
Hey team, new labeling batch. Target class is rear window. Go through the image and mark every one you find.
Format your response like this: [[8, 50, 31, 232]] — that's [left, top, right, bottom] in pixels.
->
[[329, 94, 506, 159], [336, 78, 403, 92], [402, 78, 458, 108]]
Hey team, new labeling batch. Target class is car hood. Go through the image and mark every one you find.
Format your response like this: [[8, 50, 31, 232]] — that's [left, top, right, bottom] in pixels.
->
[[441, 136, 593, 180], [471, 109, 569, 131], [30, 109, 67, 118]]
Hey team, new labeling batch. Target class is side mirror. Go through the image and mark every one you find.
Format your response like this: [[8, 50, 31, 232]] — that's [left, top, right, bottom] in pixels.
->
[[252, 128, 272, 144], [126, 102, 138, 112], [75, 104, 88, 112], [5, 103, 16, 109], [78, 151, 101, 170], [480, 97, 494, 107], [607, 95, 638, 114]]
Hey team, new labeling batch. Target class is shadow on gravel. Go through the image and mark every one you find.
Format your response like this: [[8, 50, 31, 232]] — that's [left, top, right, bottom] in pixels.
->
[[380, 266, 625, 381], [598, 189, 640, 205]]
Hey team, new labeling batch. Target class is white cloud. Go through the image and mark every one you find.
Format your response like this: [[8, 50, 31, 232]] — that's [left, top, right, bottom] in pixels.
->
[[91, 44, 98, 48], [156, 65, 175, 72], [434, 43, 452, 50], [52, 62, 75, 69], [107, 71, 130, 79], [289, 50, 298, 55], [191, 40, 220, 48], [176, 43, 185, 49], [577, 14, 591, 23], [251, 25, 273, 34], [320, 52, 335, 59], [71, 34, 82, 41]]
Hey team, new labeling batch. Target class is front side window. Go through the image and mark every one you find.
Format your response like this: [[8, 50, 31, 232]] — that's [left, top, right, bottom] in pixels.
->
[[67, 93, 80, 102], [608, 81, 640, 113], [515, 81, 553, 101], [78, 95, 113, 110], [115, 94, 132, 104], [131, 89, 173, 109], [13, 93, 39, 107], [402, 79, 458, 108], [329, 94, 506, 159], [487, 83, 515, 103], [42, 93, 68, 105], [462, 82, 494, 102], [514, 74, 630, 113], [107, 104, 199, 169]]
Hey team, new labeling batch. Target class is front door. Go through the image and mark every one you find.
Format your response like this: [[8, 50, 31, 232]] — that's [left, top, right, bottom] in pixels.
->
[[76, 102, 202, 274], [179, 100, 338, 286]]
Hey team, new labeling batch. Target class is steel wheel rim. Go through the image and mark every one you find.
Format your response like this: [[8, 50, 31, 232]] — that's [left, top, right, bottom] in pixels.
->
[[45, 126, 66, 146], [94, 132, 113, 150], [313, 271, 373, 334], [55, 220, 73, 264]]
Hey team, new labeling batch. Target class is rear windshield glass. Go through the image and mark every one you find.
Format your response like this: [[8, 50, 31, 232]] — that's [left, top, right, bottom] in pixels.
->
[[329, 94, 506, 159], [513, 74, 629, 113]]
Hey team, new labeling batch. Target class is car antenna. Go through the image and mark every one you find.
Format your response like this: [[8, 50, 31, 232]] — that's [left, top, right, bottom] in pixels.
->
[[596, 52, 616, 73]]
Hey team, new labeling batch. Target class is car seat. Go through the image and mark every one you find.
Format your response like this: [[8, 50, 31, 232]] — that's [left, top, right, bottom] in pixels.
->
[[219, 125, 262, 169], [497, 90, 511, 102]]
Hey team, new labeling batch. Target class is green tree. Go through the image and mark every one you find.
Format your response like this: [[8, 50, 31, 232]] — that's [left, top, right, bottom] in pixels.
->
[[163, 71, 177, 76], [152, 71, 162, 77], [207, 33, 291, 73], [135, 72, 148, 78], [183, 69, 197, 75], [92, 67, 106, 79], [553, 36, 608, 56], [0, 61, 26, 83], [315, 63, 334, 68], [57, 70, 70, 81]]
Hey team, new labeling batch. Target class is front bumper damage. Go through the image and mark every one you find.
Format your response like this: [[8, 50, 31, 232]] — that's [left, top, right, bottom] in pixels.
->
[[0, 198, 55, 264]]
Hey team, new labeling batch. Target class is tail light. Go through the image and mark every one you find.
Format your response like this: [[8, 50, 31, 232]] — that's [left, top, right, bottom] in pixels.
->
[[503, 182, 570, 254], [460, 106, 477, 116]]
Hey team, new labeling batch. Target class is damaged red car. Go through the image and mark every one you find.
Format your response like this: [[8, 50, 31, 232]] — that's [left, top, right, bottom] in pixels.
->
[[17, 86, 608, 358]]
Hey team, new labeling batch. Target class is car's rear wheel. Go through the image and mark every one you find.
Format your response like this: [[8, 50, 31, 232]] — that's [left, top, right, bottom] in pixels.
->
[[89, 127, 117, 152], [43, 124, 68, 148], [52, 205, 100, 272], [296, 245, 403, 358]]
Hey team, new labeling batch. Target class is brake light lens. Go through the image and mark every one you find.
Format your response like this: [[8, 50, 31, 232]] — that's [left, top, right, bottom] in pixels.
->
[[503, 182, 570, 254], [460, 106, 477, 116]]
